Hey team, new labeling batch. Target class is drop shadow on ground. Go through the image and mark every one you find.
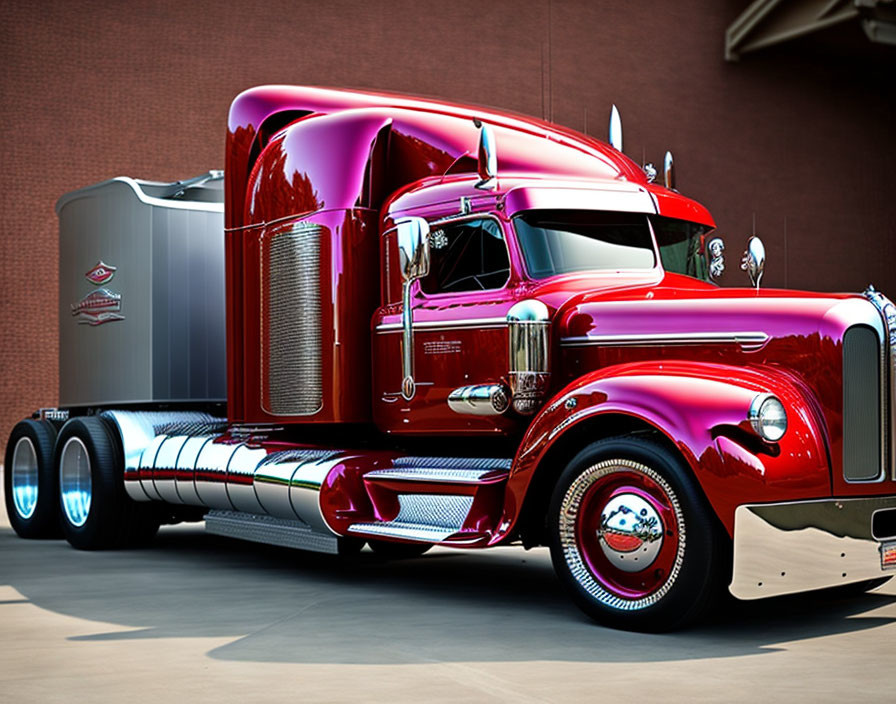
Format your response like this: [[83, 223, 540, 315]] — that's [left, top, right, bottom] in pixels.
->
[[3, 524, 895, 665]]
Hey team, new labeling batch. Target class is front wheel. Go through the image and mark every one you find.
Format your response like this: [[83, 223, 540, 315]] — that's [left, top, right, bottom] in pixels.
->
[[549, 437, 726, 631]]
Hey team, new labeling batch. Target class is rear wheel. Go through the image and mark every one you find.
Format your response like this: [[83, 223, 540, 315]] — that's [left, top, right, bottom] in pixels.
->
[[4, 419, 60, 538], [56, 416, 159, 550], [549, 437, 726, 631]]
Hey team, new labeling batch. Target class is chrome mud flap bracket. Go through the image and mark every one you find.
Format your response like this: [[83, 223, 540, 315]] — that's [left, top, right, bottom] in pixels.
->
[[730, 497, 896, 600]]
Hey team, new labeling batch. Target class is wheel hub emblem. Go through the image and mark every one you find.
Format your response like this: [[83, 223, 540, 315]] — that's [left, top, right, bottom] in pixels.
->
[[598, 493, 664, 573]]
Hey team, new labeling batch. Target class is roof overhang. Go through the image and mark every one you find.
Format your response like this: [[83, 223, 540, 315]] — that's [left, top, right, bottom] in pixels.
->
[[726, 0, 896, 61]]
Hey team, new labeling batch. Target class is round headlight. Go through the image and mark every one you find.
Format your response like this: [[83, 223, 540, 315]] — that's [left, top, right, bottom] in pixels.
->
[[749, 394, 787, 442]]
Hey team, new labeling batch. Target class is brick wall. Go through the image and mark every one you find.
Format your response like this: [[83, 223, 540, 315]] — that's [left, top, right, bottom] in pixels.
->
[[1, 0, 894, 442]]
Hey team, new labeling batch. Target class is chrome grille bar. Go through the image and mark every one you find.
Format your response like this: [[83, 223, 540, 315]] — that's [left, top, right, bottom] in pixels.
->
[[864, 288, 896, 480]]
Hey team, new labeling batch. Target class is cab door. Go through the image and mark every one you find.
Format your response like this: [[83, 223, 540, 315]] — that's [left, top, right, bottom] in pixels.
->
[[372, 215, 521, 436]]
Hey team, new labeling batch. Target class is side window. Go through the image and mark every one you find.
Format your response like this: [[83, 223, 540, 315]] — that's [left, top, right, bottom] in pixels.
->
[[420, 218, 510, 294]]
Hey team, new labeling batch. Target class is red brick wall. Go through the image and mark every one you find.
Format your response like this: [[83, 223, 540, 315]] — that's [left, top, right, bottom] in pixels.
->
[[1, 0, 894, 443]]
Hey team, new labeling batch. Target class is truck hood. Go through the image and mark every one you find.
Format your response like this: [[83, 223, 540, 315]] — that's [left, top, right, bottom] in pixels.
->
[[539, 272, 869, 348]]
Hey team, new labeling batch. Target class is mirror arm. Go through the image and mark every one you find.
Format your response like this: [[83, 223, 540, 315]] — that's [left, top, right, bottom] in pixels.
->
[[401, 279, 416, 400]]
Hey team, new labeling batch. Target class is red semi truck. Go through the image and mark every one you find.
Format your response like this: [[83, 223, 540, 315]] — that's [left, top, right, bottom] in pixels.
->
[[5, 86, 896, 631]]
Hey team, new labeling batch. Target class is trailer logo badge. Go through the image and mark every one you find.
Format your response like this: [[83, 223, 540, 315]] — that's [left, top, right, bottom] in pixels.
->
[[71, 288, 124, 326], [85, 261, 117, 285]]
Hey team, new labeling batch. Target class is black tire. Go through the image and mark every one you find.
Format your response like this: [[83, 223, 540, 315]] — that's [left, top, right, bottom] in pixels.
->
[[368, 539, 433, 559], [548, 437, 727, 632], [4, 419, 61, 538], [55, 416, 160, 550]]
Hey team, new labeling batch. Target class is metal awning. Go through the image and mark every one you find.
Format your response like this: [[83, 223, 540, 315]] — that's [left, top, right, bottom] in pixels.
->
[[726, 0, 896, 61]]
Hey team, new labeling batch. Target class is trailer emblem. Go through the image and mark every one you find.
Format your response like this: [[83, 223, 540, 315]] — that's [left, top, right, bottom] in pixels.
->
[[85, 260, 117, 285], [71, 288, 124, 325]]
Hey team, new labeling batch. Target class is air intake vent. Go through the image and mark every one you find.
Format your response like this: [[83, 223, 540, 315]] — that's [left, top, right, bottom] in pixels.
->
[[843, 325, 882, 481], [264, 221, 322, 415]]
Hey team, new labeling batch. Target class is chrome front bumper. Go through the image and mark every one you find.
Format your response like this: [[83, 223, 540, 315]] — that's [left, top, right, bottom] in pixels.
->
[[729, 496, 896, 599]]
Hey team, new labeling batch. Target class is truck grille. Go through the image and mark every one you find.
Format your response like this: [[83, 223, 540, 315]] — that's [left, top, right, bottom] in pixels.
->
[[843, 325, 883, 481], [845, 289, 896, 482], [264, 221, 322, 415]]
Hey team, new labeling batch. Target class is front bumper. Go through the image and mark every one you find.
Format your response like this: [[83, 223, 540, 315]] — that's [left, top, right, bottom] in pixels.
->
[[729, 496, 896, 599]]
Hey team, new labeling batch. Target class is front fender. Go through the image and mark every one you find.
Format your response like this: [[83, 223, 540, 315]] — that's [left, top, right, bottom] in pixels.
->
[[497, 361, 829, 541]]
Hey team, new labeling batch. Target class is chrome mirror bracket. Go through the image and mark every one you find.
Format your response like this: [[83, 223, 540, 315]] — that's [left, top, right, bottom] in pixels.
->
[[394, 217, 431, 400]]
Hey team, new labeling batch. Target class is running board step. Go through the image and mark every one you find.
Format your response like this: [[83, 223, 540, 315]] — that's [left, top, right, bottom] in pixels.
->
[[365, 456, 511, 485], [346, 494, 474, 544], [205, 510, 339, 555]]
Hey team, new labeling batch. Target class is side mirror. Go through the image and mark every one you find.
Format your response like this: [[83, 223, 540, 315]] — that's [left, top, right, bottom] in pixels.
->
[[706, 237, 725, 281], [396, 217, 430, 282], [394, 216, 430, 400], [475, 121, 497, 189], [741, 236, 766, 289]]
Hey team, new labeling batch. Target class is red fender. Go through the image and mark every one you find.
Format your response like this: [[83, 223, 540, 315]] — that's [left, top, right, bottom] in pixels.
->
[[496, 361, 830, 542]]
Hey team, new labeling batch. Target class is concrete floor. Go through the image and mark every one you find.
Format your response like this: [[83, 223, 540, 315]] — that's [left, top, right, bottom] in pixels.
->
[[2, 470, 896, 703]]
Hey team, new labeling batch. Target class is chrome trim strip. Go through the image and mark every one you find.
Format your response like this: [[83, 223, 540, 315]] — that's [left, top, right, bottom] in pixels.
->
[[561, 331, 769, 350], [730, 497, 896, 600], [376, 317, 508, 333]]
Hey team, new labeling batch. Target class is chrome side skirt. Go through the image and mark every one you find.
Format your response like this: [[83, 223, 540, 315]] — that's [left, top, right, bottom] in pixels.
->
[[730, 497, 896, 600]]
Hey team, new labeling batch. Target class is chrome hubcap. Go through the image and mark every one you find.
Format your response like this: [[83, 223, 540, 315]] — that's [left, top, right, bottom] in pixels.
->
[[11, 437, 39, 520], [558, 459, 685, 611], [59, 437, 92, 527], [598, 493, 664, 572]]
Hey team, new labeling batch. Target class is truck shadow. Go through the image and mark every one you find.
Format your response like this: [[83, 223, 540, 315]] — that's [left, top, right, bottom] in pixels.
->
[[3, 524, 894, 665]]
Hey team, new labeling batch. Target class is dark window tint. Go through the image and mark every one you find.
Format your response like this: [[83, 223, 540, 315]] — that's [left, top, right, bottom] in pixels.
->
[[420, 218, 510, 294], [651, 216, 713, 282], [513, 210, 655, 279]]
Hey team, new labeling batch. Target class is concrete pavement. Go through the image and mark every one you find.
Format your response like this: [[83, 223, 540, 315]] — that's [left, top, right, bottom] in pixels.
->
[[2, 468, 895, 702]]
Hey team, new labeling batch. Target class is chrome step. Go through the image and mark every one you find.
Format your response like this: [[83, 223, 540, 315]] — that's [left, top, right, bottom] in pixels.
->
[[394, 456, 512, 471], [364, 467, 507, 484], [205, 510, 339, 555], [365, 456, 511, 484], [347, 521, 457, 543], [347, 494, 473, 544]]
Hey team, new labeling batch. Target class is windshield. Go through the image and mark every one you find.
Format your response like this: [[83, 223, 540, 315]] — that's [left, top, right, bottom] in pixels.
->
[[513, 210, 656, 279], [650, 215, 714, 282]]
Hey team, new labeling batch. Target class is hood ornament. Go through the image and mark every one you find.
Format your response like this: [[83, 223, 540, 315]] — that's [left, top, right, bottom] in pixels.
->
[[707, 237, 725, 280], [85, 260, 116, 285]]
